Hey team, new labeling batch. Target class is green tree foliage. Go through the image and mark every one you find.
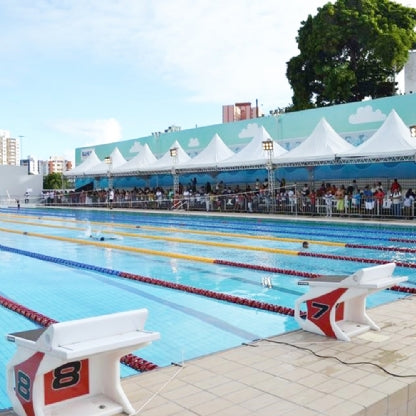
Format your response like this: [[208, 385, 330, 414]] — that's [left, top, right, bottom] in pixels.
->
[[43, 173, 64, 189], [286, 0, 416, 111]]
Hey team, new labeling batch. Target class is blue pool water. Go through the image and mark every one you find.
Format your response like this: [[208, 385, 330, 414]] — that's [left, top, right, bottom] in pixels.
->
[[0, 207, 415, 409]]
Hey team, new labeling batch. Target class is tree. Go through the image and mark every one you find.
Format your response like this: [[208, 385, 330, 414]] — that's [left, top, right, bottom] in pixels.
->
[[286, 0, 416, 111], [43, 173, 64, 190]]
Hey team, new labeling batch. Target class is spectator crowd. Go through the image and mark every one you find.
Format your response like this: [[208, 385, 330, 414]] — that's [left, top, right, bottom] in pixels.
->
[[42, 177, 415, 219]]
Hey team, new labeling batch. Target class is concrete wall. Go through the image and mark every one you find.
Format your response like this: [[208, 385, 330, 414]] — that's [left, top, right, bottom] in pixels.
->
[[0, 165, 43, 202]]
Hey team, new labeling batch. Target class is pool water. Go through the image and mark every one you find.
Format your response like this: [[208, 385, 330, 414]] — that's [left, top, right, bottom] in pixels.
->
[[0, 208, 415, 409]]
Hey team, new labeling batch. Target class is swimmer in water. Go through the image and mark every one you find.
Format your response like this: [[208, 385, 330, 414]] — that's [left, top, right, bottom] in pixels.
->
[[90, 234, 105, 241], [89, 233, 119, 241], [302, 241, 309, 249]]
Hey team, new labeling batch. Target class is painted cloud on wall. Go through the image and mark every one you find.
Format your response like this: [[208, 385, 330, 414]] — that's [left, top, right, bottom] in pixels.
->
[[129, 142, 146, 154], [188, 138, 200, 147], [348, 105, 386, 124], [238, 123, 262, 139]]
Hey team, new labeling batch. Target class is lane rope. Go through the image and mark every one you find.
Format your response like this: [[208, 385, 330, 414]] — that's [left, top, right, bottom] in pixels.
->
[[4, 213, 416, 256], [0, 243, 300, 316], [6, 209, 416, 241], [2, 224, 416, 272], [0, 240, 413, 328], [298, 251, 416, 269], [0, 294, 158, 372], [0, 213, 346, 247]]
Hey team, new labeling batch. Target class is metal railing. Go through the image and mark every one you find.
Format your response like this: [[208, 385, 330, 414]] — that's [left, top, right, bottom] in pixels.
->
[[35, 187, 415, 220]]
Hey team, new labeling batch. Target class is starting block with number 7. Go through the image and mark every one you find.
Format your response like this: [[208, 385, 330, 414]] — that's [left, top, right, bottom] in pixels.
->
[[6, 309, 160, 416], [294, 263, 407, 341]]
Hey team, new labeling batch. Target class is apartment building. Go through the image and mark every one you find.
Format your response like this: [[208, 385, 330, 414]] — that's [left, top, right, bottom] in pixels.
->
[[222, 102, 261, 123], [0, 131, 20, 166]]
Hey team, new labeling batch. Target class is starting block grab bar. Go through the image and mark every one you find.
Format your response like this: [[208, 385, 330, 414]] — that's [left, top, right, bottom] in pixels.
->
[[6, 309, 160, 416], [294, 263, 407, 341]]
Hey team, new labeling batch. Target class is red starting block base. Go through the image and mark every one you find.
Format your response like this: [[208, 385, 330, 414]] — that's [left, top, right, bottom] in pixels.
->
[[6, 309, 160, 416], [294, 263, 407, 341]]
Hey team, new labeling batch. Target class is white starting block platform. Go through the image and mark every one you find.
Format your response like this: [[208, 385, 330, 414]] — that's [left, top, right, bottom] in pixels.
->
[[294, 263, 407, 341], [6, 309, 160, 416]]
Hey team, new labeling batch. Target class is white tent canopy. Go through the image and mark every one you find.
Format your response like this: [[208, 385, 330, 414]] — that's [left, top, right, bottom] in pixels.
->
[[338, 109, 416, 158], [84, 147, 127, 176], [182, 134, 234, 170], [219, 126, 287, 169], [277, 117, 355, 164], [145, 140, 192, 172], [112, 144, 157, 175], [64, 150, 101, 177], [67, 112, 416, 178]]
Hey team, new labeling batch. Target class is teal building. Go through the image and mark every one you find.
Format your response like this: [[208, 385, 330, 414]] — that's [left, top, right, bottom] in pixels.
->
[[74, 94, 416, 190]]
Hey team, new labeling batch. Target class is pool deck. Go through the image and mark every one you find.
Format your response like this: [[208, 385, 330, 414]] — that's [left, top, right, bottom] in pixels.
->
[[3, 295, 416, 416], [121, 295, 416, 416], [2, 210, 416, 415]]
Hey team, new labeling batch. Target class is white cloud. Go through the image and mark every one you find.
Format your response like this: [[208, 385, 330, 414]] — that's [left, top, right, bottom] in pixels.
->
[[53, 117, 123, 146], [2, 0, 330, 109], [5, 0, 416, 163], [138, 0, 316, 108], [348, 106, 387, 124], [4, 0, 416, 111]]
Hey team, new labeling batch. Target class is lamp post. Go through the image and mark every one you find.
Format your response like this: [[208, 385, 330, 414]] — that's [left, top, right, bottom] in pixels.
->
[[17, 135, 30, 174], [104, 156, 113, 208], [104, 155, 113, 188], [170, 147, 179, 202], [262, 139, 275, 213]]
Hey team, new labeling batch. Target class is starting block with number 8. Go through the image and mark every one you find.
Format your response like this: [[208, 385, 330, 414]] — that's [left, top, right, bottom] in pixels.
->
[[294, 263, 407, 341], [6, 309, 160, 416]]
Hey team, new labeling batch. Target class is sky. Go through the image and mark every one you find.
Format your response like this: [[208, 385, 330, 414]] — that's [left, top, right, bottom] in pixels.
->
[[1, 0, 415, 164]]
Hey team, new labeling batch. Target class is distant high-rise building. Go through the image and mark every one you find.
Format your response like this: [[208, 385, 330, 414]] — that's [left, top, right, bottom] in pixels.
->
[[37, 160, 49, 176], [222, 102, 261, 123], [0, 131, 20, 166], [47, 156, 72, 174], [405, 50, 416, 94], [20, 156, 38, 175]]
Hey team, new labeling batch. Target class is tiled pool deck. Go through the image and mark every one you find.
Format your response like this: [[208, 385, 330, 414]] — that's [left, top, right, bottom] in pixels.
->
[[2, 212, 416, 415], [119, 295, 416, 416], [3, 295, 416, 416]]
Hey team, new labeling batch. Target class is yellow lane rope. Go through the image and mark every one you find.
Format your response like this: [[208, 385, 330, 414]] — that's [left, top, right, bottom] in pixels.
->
[[0, 217, 81, 231], [0, 212, 346, 247], [139, 225, 346, 247], [0, 222, 300, 256], [0, 226, 214, 264]]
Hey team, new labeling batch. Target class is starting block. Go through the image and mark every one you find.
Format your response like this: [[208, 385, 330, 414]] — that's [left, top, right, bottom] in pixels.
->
[[6, 309, 160, 416], [294, 263, 407, 341]]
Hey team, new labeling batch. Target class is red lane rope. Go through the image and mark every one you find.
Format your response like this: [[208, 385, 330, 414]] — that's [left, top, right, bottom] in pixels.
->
[[0, 295, 158, 372], [389, 237, 416, 244], [346, 243, 416, 254], [213, 260, 321, 278], [390, 285, 416, 294], [1, 244, 412, 341], [118, 270, 415, 315], [118, 271, 297, 316], [298, 251, 416, 269], [0, 296, 57, 327]]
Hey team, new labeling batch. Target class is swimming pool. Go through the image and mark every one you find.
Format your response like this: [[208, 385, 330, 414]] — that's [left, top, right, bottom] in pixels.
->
[[0, 207, 415, 409]]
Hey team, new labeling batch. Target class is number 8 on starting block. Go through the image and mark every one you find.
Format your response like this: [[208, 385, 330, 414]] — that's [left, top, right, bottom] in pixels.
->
[[6, 309, 160, 416]]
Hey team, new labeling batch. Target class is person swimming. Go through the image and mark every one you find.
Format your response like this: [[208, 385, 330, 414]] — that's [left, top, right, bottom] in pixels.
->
[[89, 232, 119, 241], [90, 233, 105, 241], [302, 241, 309, 249]]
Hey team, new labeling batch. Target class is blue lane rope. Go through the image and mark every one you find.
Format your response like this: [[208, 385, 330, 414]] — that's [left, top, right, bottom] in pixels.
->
[[0, 243, 121, 275]]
